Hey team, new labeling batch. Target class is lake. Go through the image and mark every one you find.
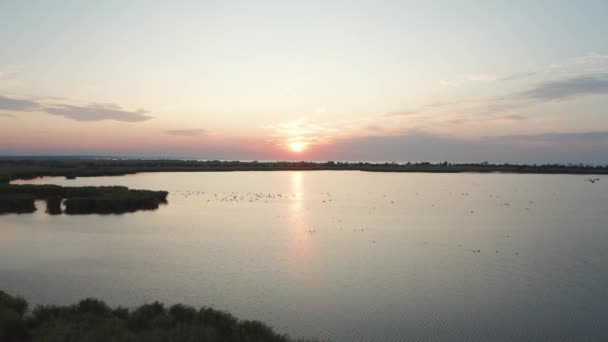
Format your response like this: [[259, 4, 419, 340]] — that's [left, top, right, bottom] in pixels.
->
[[2, 171, 608, 341]]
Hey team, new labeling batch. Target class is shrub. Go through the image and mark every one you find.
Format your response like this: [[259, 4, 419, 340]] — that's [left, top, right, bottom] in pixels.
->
[[0, 290, 312, 342]]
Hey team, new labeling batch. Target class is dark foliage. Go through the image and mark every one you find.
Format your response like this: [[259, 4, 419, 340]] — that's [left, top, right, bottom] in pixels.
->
[[0, 194, 36, 214], [0, 290, 309, 342], [1, 158, 607, 184], [0, 184, 168, 215], [0, 291, 28, 342], [45, 196, 62, 215]]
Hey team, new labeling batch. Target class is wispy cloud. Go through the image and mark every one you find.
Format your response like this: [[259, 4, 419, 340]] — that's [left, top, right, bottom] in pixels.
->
[[0, 65, 21, 89], [352, 54, 608, 144], [499, 114, 526, 121], [384, 110, 418, 117], [0, 94, 152, 122], [440, 70, 543, 87], [0, 113, 16, 118], [435, 53, 608, 92], [312, 130, 608, 163], [164, 129, 207, 137], [497, 71, 538, 82], [364, 124, 385, 132], [0, 95, 39, 111], [485, 130, 608, 146], [383, 67, 608, 135], [384, 101, 455, 117], [573, 53, 608, 65], [44, 103, 152, 122], [517, 74, 608, 101], [438, 74, 497, 88]]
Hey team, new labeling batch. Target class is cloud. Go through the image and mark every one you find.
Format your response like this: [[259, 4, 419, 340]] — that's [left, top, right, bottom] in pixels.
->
[[384, 72, 608, 133], [0, 95, 38, 111], [486, 130, 608, 146], [0, 65, 21, 89], [573, 53, 608, 65], [439, 79, 460, 87], [467, 74, 497, 82], [44, 103, 152, 122], [497, 71, 538, 82], [384, 110, 418, 117], [0, 93, 153, 122], [311, 130, 608, 164], [164, 129, 207, 137], [384, 101, 455, 117], [433, 52, 608, 97], [465, 74, 608, 116], [364, 124, 385, 132], [440, 71, 539, 87], [0, 113, 16, 118], [499, 114, 526, 121], [438, 74, 497, 88], [517, 74, 608, 101]]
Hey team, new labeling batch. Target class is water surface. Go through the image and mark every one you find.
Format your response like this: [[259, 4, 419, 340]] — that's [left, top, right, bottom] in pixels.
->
[[2, 171, 608, 341]]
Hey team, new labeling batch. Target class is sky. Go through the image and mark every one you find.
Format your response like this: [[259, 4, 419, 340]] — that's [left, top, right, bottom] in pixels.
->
[[1, 0, 608, 163]]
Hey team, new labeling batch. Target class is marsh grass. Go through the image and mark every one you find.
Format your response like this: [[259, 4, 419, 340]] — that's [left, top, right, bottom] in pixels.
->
[[0, 184, 168, 215]]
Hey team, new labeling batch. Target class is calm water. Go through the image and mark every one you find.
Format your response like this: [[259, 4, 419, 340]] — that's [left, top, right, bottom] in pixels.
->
[[2, 171, 608, 341]]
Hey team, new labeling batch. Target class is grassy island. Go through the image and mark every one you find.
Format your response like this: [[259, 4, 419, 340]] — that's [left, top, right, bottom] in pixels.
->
[[0, 290, 309, 342], [0, 184, 168, 215]]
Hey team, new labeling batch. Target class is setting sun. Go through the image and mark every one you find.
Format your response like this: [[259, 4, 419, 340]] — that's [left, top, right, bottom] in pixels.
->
[[289, 142, 306, 153]]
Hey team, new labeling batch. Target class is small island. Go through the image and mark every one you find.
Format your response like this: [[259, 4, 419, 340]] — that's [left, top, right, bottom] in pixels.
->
[[0, 184, 168, 215]]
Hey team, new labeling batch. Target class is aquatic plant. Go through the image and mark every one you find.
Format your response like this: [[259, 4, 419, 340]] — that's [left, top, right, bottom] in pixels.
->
[[45, 196, 62, 215], [0, 184, 168, 215], [0, 194, 36, 214]]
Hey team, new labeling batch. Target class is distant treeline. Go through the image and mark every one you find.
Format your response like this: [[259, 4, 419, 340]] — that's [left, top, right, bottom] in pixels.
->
[[1, 159, 604, 215], [1, 159, 608, 183], [0, 290, 310, 342], [0, 184, 167, 215]]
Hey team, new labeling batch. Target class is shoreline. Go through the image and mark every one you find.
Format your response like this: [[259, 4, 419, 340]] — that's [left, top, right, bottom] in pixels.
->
[[2, 159, 607, 184], [2, 159, 603, 215]]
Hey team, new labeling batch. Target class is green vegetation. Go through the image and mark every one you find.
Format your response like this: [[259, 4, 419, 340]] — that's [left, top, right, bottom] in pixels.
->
[[0, 290, 310, 342], [0, 184, 168, 215]]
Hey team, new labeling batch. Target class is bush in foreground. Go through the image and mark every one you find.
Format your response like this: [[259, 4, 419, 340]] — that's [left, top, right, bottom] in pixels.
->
[[0, 290, 312, 342]]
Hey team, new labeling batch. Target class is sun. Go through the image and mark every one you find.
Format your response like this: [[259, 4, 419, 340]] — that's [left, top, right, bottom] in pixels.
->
[[288, 142, 306, 153]]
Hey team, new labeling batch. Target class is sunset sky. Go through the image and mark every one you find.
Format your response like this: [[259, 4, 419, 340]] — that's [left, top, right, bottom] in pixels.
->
[[1, 1, 608, 163]]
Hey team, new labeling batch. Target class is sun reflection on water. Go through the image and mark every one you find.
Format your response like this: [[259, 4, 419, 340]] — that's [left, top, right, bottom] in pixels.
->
[[286, 172, 316, 286]]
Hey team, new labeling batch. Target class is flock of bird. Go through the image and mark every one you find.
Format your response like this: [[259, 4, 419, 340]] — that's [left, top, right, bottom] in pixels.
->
[[175, 191, 294, 203], [170, 177, 600, 258]]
